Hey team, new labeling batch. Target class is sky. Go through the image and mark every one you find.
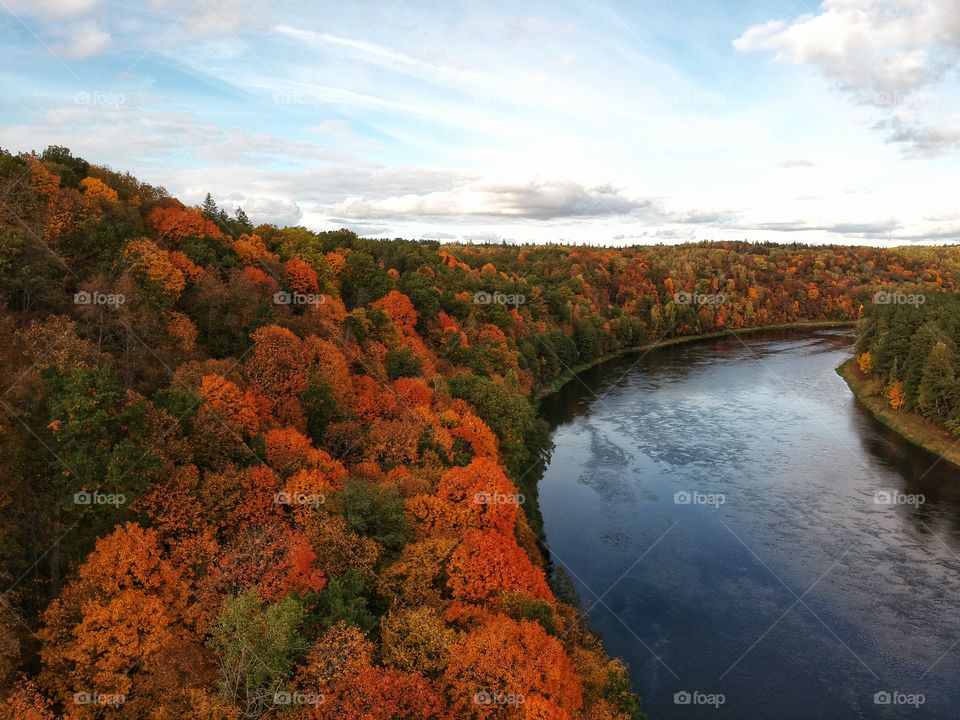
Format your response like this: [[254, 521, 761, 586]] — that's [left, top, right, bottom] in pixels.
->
[[1, 0, 959, 246]]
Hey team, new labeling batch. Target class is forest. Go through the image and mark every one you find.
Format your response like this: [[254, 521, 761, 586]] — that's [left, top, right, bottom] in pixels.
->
[[855, 293, 960, 435], [1, 146, 959, 719]]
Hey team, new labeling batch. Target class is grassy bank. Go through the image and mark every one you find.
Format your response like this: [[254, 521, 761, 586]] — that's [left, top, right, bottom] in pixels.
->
[[837, 359, 960, 470], [532, 320, 857, 406]]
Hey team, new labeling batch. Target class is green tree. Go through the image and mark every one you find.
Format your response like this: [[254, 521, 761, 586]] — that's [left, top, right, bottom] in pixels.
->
[[207, 589, 306, 718], [336, 478, 410, 555], [917, 341, 960, 420], [384, 347, 423, 380], [340, 251, 392, 309], [308, 570, 377, 633]]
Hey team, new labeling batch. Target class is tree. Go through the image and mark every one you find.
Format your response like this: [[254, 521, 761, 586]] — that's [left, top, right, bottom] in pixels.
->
[[124, 237, 187, 306], [317, 666, 451, 720], [340, 251, 392, 308], [309, 569, 376, 632], [336, 478, 410, 555], [887, 380, 905, 411], [39, 523, 193, 704], [409, 457, 519, 537], [246, 326, 308, 405], [917, 341, 960, 420], [148, 205, 224, 242], [234, 206, 252, 232], [444, 614, 582, 719], [0, 679, 55, 720], [207, 590, 306, 718], [385, 347, 424, 379], [379, 606, 454, 677], [446, 529, 552, 602], [284, 257, 319, 295], [201, 193, 218, 219]]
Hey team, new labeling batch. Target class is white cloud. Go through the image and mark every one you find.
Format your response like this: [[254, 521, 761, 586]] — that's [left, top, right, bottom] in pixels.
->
[[462, 232, 504, 242], [734, 1, 960, 96], [147, 0, 273, 37], [58, 21, 111, 58], [736, 0, 960, 155], [231, 196, 302, 226], [876, 116, 960, 156], [330, 180, 651, 220], [4, 0, 104, 20]]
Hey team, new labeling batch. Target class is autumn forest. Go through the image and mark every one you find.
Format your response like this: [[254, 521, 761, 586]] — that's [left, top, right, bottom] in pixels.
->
[[2, 147, 960, 719]]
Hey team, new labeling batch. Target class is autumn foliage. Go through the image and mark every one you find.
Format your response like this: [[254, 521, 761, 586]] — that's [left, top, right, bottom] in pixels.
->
[[8, 145, 959, 719]]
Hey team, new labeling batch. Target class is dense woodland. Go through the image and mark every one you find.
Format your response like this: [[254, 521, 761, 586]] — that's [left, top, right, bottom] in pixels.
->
[[1, 146, 959, 719], [856, 293, 960, 434]]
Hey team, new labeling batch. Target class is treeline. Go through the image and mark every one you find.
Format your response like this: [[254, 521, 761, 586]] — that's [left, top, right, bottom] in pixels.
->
[[856, 292, 960, 434], [0, 146, 958, 719]]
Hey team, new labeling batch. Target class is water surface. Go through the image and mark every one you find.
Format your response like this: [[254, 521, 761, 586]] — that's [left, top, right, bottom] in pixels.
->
[[538, 330, 960, 719]]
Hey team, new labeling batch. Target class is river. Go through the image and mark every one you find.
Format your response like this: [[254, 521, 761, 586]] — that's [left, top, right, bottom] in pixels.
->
[[536, 329, 960, 719]]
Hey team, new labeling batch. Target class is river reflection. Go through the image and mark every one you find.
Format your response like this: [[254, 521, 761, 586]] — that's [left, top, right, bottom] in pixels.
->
[[537, 330, 960, 720]]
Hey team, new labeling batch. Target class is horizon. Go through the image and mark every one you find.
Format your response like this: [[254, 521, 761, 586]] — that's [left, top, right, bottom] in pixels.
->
[[3, 0, 959, 246]]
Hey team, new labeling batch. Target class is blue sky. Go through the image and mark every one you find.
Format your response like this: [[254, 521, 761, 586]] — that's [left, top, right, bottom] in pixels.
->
[[2, 0, 959, 244]]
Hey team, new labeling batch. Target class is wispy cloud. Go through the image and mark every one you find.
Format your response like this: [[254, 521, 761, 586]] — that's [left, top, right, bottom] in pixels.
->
[[1, 0, 957, 244]]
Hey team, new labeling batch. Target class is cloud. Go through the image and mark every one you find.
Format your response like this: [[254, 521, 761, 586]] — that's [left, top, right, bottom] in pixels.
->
[[778, 158, 814, 168], [613, 228, 697, 241], [735, 0, 960, 155], [4, 0, 104, 20], [743, 219, 902, 237], [665, 209, 723, 224], [58, 21, 111, 58], [875, 116, 960, 156], [231, 196, 302, 226], [330, 180, 651, 220], [734, 1, 960, 96], [462, 232, 504, 243], [147, 0, 274, 37]]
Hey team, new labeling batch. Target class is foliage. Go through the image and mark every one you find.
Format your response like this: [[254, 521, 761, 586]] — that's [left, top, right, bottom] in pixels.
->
[[207, 590, 306, 718], [7, 146, 960, 718]]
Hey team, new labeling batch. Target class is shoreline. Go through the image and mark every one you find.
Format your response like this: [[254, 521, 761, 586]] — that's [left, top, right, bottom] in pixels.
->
[[532, 320, 857, 407], [837, 359, 960, 471]]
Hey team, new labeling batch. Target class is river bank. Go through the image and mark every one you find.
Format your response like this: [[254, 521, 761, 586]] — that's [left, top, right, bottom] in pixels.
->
[[532, 320, 857, 407], [837, 359, 960, 471]]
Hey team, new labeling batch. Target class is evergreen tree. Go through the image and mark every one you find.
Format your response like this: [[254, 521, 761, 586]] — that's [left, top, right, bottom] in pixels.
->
[[917, 341, 960, 420]]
